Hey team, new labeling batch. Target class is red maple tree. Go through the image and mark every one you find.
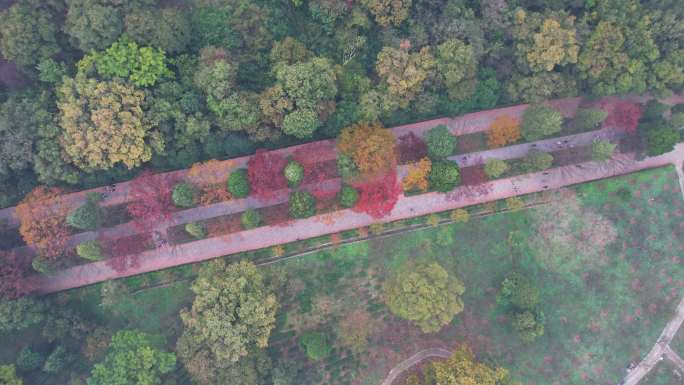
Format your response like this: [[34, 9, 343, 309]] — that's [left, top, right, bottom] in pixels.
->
[[101, 234, 150, 273], [352, 171, 401, 219], [127, 171, 176, 232], [0, 251, 32, 299], [396, 133, 427, 164], [602, 101, 642, 134], [247, 149, 288, 201]]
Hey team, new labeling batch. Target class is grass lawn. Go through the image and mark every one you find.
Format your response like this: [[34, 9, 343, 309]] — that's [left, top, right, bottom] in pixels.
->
[[641, 361, 682, 385], [265, 165, 684, 385]]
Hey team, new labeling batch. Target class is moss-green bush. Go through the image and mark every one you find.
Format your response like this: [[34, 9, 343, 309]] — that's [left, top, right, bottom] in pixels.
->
[[284, 160, 304, 187], [185, 222, 207, 239], [172, 182, 196, 208], [424, 124, 456, 159], [76, 240, 104, 261], [288, 191, 316, 219], [299, 331, 332, 361], [241, 209, 262, 229], [227, 169, 250, 198], [428, 160, 460, 192], [337, 185, 358, 208], [66, 193, 102, 230], [521, 105, 563, 141]]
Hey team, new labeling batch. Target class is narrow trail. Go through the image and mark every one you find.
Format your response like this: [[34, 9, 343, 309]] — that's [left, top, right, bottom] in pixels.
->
[[663, 346, 684, 372], [622, 298, 684, 385], [380, 348, 452, 385]]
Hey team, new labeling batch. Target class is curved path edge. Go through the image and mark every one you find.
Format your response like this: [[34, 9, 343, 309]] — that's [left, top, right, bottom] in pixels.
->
[[380, 348, 452, 385]]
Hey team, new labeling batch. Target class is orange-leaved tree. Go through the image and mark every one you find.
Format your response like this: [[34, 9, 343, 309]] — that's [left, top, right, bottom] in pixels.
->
[[337, 122, 396, 176], [402, 157, 432, 192], [15, 186, 70, 260], [487, 115, 521, 148]]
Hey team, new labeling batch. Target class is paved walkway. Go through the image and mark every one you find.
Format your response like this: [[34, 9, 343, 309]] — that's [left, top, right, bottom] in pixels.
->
[[28, 139, 684, 293], [622, 298, 684, 385], [380, 348, 452, 385]]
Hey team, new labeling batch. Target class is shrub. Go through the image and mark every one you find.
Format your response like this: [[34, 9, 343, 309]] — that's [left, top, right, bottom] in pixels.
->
[[185, 222, 207, 239], [512, 310, 545, 343], [67, 193, 102, 231], [521, 105, 563, 141], [172, 183, 196, 208], [518, 150, 553, 172], [16, 346, 44, 371], [671, 112, 684, 131], [402, 158, 432, 192], [428, 161, 460, 192], [337, 122, 396, 175], [424, 124, 456, 159], [484, 158, 509, 179], [336, 153, 358, 180], [450, 209, 469, 223], [241, 209, 262, 229], [505, 197, 524, 211], [487, 116, 521, 148], [642, 100, 669, 122], [603, 101, 641, 134], [76, 240, 104, 261], [338, 185, 359, 208], [227, 169, 251, 198], [645, 126, 679, 156], [591, 139, 616, 161], [299, 331, 332, 361], [43, 346, 70, 373], [396, 133, 428, 163], [0, 364, 22, 385], [283, 160, 304, 187], [288, 191, 316, 219], [573, 108, 607, 131]]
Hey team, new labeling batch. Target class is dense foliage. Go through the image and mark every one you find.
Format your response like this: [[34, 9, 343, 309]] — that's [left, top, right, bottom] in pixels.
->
[[428, 160, 460, 192], [176, 260, 277, 384], [288, 191, 316, 219], [521, 105, 563, 141], [383, 261, 465, 333], [424, 125, 455, 159], [172, 182, 196, 208], [227, 169, 251, 198]]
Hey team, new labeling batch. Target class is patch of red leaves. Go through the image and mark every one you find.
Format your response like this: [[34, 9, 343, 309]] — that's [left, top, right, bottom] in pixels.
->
[[247, 149, 288, 201], [127, 171, 176, 232], [352, 172, 401, 219], [0, 251, 33, 299], [396, 133, 427, 164], [602, 101, 642, 134]]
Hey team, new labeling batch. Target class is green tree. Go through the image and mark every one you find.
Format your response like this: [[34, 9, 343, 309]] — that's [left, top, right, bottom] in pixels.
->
[[511, 9, 579, 72], [42, 346, 71, 373], [383, 262, 465, 333], [284, 160, 304, 187], [172, 183, 196, 208], [427, 346, 521, 385], [87, 330, 176, 385], [0, 297, 45, 334], [64, 0, 124, 52], [376, 47, 435, 111], [281, 109, 320, 139], [0, 364, 22, 385], [425, 124, 456, 159], [505, 72, 577, 104], [227, 169, 251, 198], [484, 159, 510, 179], [434, 39, 478, 101], [497, 272, 540, 310], [512, 310, 545, 343], [67, 193, 102, 230], [0, 0, 62, 73], [36, 59, 67, 84], [82, 36, 171, 87], [176, 260, 277, 383], [574, 108, 608, 131], [57, 74, 155, 172], [360, 0, 412, 27], [16, 347, 44, 371], [241, 209, 262, 230], [185, 222, 207, 239], [288, 191, 316, 219], [591, 139, 616, 161], [299, 331, 332, 361], [428, 161, 460, 192], [124, 7, 191, 54], [76, 240, 104, 261], [0, 94, 41, 176], [518, 150, 554, 172], [644, 126, 679, 156], [521, 105, 563, 141], [338, 185, 359, 208]]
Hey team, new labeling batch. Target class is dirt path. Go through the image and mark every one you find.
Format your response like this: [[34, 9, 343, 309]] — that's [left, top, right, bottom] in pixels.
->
[[621, 291, 684, 385], [663, 346, 684, 372], [380, 348, 452, 385]]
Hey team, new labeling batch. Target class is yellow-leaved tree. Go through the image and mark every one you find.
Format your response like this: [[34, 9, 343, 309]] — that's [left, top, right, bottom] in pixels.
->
[[57, 73, 154, 171]]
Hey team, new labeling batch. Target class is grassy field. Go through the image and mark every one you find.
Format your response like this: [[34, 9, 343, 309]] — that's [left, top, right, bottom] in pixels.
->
[[7, 166, 681, 385]]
